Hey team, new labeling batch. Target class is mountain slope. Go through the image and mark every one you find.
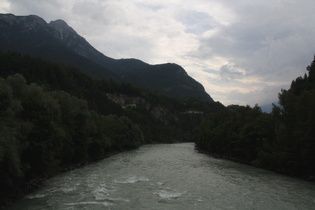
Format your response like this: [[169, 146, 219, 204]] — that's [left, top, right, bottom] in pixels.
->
[[0, 14, 118, 80], [0, 13, 213, 101], [120, 63, 211, 100]]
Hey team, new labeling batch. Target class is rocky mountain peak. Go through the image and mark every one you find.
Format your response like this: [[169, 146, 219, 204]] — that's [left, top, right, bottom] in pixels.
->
[[0, 13, 17, 24], [0, 13, 47, 30], [49, 19, 77, 40]]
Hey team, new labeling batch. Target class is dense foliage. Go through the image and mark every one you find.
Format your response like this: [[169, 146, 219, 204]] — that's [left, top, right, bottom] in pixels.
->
[[0, 74, 144, 203], [3, 50, 314, 206], [196, 56, 315, 179], [0, 51, 223, 205], [270, 56, 315, 177], [196, 105, 274, 163]]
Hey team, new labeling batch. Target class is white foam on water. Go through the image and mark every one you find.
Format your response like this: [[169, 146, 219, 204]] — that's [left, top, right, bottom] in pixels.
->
[[60, 186, 76, 193], [157, 181, 164, 186], [103, 197, 130, 203], [113, 175, 149, 184], [197, 197, 203, 202], [65, 201, 112, 207], [154, 190, 184, 200], [26, 193, 47, 199], [93, 184, 115, 200]]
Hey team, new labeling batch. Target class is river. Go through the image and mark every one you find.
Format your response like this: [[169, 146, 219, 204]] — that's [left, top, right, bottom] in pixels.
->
[[7, 143, 315, 210]]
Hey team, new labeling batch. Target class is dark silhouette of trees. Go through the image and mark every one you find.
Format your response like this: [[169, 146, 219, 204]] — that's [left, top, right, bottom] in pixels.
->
[[0, 51, 222, 205], [196, 55, 315, 179]]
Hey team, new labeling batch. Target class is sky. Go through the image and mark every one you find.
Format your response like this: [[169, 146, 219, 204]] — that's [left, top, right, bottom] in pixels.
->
[[1, 0, 315, 106]]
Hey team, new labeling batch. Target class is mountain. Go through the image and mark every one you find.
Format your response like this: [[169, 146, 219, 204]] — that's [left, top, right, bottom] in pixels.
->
[[0, 14, 118, 80], [118, 63, 212, 101], [0, 13, 213, 101]]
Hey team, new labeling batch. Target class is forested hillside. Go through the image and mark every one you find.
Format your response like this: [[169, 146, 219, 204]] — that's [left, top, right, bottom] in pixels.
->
[[196, 56, 315, 179], [0, 51, 223, 205]]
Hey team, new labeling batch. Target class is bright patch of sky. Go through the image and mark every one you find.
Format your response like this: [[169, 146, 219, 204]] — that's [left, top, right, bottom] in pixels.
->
[[0, 0, 10, 13]]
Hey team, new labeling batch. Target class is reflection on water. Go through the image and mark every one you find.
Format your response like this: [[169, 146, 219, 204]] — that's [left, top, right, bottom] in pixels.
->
[[8, 143, 315, 210]]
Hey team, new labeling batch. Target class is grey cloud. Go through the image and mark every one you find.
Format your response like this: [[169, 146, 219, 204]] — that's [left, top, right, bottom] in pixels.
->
[[220, 84, 285, 106], [176, 10, 215, 35], [72, 2, 107, 22], [202, 69, 218, 74], [136, 2, 164, 11], [219, 64, 245, 80], [9, 0, 62, 21], [196, 0, 315, 86]]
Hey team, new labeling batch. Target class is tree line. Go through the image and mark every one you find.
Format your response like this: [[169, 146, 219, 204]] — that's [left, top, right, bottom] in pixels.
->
[[196, 55, 315, 179], [0, 51, 222, 205], [2, 50, 314, 206], [0, 74, 144, 203]]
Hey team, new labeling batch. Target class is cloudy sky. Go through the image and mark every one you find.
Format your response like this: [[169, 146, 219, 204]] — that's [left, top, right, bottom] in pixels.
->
[[1, 0, 315, 106]]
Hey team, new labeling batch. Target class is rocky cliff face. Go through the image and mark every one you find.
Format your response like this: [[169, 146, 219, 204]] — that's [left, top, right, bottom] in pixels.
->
[[49, 19, 76, 41], [106, 93, 171, 122], [48, 19, 108, 62]]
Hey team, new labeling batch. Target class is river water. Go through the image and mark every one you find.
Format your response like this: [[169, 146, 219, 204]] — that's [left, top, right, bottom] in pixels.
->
[[8, 143, 315, 210]]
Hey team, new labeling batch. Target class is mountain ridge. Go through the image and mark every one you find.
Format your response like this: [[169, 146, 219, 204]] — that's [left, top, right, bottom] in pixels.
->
[[0, 13, 213, 101], [0, 13, 119, 80]]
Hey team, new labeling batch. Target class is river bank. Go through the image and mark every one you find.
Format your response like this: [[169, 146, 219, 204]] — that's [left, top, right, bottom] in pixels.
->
[[195, 145, 315, 183], [6, 143, 315, 210], [0, 150, 121, 209]]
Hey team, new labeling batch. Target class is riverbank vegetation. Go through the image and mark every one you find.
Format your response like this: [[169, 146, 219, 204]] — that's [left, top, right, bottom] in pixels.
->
[[0, 51, 222, 205], [196, 55, 315, 179], [1, 51, 315, 206], [0, 73, 144, 204]]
